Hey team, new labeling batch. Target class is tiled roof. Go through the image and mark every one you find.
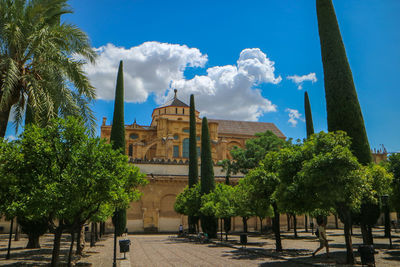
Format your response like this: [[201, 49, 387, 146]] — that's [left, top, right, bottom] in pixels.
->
[[208, 119, 285, 138], [158, 97, 189, 108]]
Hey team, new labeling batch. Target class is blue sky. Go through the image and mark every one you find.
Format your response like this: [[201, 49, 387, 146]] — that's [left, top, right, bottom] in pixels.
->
[[6, 0, 400, 153]]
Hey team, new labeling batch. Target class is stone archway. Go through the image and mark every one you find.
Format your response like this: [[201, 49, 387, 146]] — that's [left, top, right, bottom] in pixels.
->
[[226, 141, 242, 159], [143, 142, 157, 160]]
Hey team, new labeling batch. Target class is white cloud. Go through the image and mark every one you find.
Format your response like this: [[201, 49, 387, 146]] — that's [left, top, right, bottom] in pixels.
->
[[285, 108, 303, 127], [84, 43, 282, 121], [287, 73, 317, 90], [83, 42, 207, 103]]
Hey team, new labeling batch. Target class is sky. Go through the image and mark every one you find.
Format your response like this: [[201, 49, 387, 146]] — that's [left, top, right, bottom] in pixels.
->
[[6, 0, 400, 153]]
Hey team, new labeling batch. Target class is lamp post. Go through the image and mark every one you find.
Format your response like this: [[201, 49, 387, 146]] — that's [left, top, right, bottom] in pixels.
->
[[381, 195, 392, 249]]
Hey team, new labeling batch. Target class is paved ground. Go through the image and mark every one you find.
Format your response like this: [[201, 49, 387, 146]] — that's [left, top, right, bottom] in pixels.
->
[[0, 227, 399, 266], [129, 235, 305, 267]]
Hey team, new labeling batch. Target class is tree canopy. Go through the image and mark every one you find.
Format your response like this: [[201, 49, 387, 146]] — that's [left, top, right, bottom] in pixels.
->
[[0, 0, 97, 136], [0, 117, 146, 265]]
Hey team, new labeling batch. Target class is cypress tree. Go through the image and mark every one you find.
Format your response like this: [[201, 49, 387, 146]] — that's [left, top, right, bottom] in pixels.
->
[[317, 1, 371, 263], [303, 91, 315, 233], [200, 117, 217, 238], [189, 94, 198, 187], [110, 61, 126, 237], [316, 0, 371, 165], [304, 91, 314, 139], [188, 94, 199, 233], [110, 60, 126, 154]]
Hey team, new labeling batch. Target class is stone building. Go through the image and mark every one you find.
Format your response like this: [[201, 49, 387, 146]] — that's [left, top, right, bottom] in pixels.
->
[[100, 91, 285, 232]]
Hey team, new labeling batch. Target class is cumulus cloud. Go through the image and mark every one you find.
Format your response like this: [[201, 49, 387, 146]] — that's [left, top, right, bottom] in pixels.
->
[[82, 42, 207, 103], [287, 73, 317, 90], [84, 43, 282, 121], [285, 108, 303, 127]]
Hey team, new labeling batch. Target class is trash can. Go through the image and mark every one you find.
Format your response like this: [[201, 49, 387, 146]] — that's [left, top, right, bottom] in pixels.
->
[[240, 234, 247, 246], [358, 245, 375, 266], [119, 239, 131, 253]]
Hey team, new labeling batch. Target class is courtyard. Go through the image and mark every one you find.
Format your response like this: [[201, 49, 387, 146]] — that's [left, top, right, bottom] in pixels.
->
[[1, 227, 399, 266]]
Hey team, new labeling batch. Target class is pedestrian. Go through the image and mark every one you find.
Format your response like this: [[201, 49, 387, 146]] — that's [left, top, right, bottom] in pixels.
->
[[312, 216, 329, 258], [179, 224, 183, 235]]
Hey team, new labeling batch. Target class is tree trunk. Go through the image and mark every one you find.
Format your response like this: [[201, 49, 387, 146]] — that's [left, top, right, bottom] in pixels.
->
[[0, 106, 12, 138], [90, 222, 95, 247], [344, 219, 355, 264], [76, 225, 85, 255], [220, 218, 223, 241], [51, 225, 63, 267], [242, 217, 248, 233], [286, 214, 291, 231], [367, 225, 374, 245], [100, 222, 105, 237], [360, 222, 369, 245], [95, 223, 99, 242], [305, 215, 308, 232], [293, 215, 298, 238], [334, 214, 339, 229], [6, 218, 13, 259], [224, 217, 231, 241], [272, 203, 282, 252], [310, 216, 314, 234], [259, 217, 263, 234], [385, 208, 390, 237], [68, 232, 75, 267], [26, 233, 41, 248], [14, 224, 20, 241]]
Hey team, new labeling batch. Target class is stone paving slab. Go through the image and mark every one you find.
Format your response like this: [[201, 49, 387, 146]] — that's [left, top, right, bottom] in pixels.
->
[[1, 227, 399, 266]]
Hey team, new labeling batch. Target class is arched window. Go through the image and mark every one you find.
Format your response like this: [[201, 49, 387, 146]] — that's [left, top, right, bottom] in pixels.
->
[[182, 138, 189, 158], [129, 144, 133, 157], [130, 133, 138, 140]]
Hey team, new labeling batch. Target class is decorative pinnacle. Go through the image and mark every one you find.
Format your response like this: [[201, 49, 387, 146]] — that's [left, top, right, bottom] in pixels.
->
[[174, 89, 177, 99]]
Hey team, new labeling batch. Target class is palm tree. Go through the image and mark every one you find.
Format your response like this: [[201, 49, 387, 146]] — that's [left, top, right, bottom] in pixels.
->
[[0, 0, 97, 137]]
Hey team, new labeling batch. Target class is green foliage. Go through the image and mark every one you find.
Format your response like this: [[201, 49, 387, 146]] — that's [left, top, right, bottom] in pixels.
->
[[316, 0, 372, 165], [200, 117, 217, 237], [296, 131, 366, 213], [0, 140, 20, 219], [188, 94, 199, 187], [386, 153, 400, 212], [304, 91, 314, 138], [174, 184, 201, 217], [239, 167, 276, 219], [200, 184, 236, 219], [0, 0, 97, 135], [200, 117, 214, 194], [18, 216, 48, 242], [0, 117, 146, 230], [110, 60, 126, 153], [230, 131, 288, 174], [272, 144, 310, 215]]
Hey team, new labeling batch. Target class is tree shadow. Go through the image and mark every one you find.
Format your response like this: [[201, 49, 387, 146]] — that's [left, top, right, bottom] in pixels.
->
[[220, 248, 269, 261], [382, 249, 400, 262], [260, 260, 309, 266]]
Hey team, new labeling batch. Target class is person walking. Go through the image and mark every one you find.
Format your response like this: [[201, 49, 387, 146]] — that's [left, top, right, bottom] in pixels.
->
[[312, 217, 329, 258]]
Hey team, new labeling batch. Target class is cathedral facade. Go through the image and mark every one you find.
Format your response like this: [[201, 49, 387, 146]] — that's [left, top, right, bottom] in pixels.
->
[[100, 91, 285, 232]]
